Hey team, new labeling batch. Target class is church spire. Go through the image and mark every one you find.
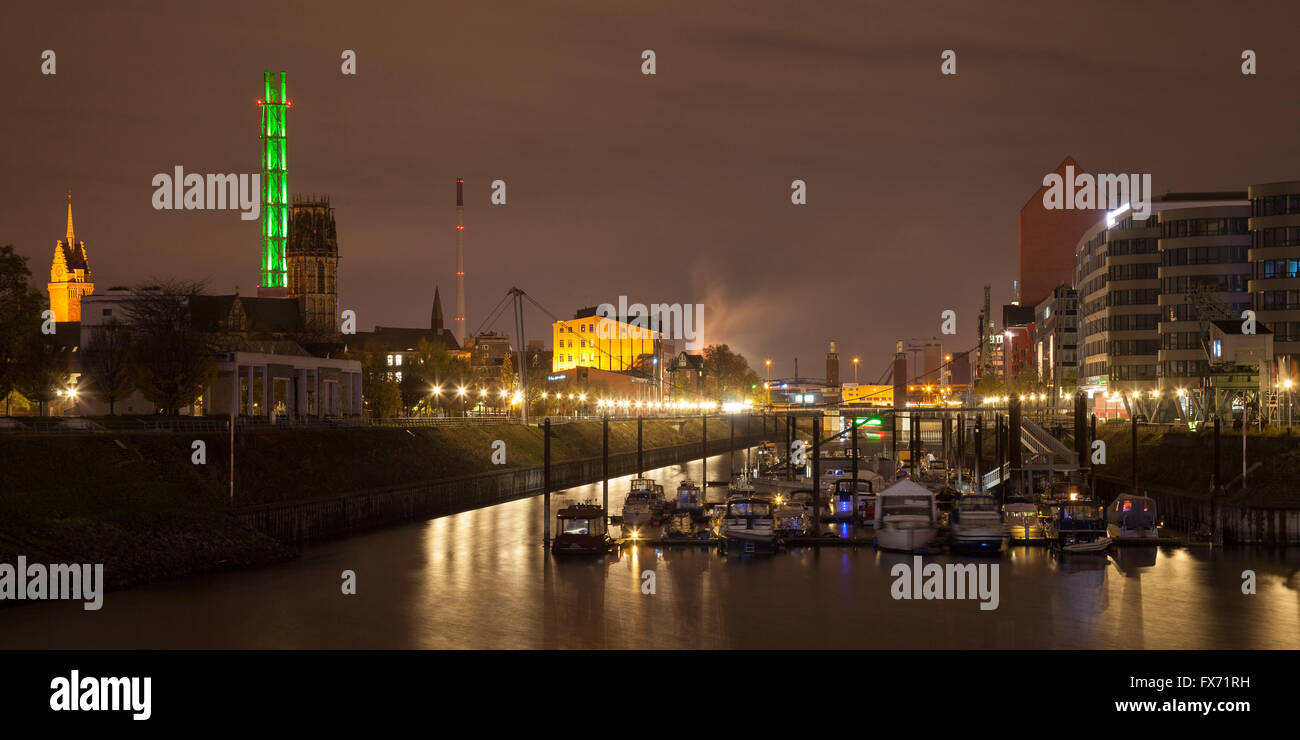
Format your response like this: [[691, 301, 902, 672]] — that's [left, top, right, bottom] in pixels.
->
[[432, 286, 444, 332], [66, 190, 75, 244]]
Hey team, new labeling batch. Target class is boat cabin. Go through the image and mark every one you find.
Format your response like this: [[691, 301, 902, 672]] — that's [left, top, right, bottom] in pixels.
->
[[725, 498, 772, 518], [1051, 500, 1106, 531], [552, 503, 614, 553], [831, 479, 874, 518], [675, 481, 703, 510], [630, 478, 659, 494], [873, 480, 937, 529], [557, 504, 608, 537], [1108, 495, 1157, 535]]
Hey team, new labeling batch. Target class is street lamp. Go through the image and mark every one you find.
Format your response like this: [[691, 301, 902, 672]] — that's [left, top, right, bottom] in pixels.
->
[[765, 359, 772, 406], [852, 356, 859, 383]]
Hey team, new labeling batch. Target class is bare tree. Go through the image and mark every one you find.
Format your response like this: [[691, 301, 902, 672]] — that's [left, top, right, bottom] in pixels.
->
[[124, 281, 217, 415], [82, 318, 133, 414]]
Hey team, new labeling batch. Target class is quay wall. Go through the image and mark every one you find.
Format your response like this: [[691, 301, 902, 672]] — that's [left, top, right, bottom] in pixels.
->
[[1095, 475, 1299, 545], [1, 415, 779, 587], [232, 430, 775, 543]]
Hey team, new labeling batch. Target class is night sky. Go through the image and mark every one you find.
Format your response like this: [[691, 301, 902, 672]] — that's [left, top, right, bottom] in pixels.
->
[[4, 1, 1299, 381]]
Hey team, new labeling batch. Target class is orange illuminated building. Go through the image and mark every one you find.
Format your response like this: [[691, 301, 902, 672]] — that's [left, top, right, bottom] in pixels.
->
[[552, 307, 658, 372], [48, 194, 95, 322]]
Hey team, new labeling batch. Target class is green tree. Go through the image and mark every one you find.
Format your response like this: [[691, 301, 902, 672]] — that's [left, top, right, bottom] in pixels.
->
[[972, 372, 1007, 401], [19, 332, 68, 416], [702, 344, 760, 402], [375, 378, 403, 418], [0, 244, 47, 415], [1011, 365, 1046, 396], [399, 338, 467, 415]]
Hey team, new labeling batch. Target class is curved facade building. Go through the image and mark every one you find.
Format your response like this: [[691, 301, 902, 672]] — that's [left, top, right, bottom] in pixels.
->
[[1156, 203, 1251, 390], [1074, 221, 1110, 392], [1104, 212, 1161, 389], [1248, 181, 1300, 370]]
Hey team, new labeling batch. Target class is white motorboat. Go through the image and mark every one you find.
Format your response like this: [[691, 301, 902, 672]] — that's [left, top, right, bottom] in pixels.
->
[[873, 480, 937, 553], [949, 494, 1007, 554], [718, 496, 777, 553], [621, 477, 667, 526], [1002, 501, 1046, 544], [829, 478, 876, 522], [773, 500, 813, 538]]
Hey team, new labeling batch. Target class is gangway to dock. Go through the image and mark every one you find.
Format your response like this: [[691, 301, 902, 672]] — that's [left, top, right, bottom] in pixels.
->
[[980, 418, 1078, 491]]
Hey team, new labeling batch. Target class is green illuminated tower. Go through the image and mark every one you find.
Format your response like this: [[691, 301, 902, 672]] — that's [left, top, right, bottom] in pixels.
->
[[258, 71, 290, 296]]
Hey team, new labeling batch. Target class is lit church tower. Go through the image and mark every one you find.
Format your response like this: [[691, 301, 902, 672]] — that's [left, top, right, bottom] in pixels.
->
[[48, 192, 94, 322], [287, 196, 340, 336]]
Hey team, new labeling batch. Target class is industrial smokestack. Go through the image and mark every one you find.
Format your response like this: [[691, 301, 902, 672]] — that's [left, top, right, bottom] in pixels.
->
[[455, 178, 467, 345], [826, 340, 840, 387], [893, 340, 908, 410]]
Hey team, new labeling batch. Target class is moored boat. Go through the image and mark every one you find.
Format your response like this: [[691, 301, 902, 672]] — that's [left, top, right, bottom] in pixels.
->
[[1002, 500, 1047, 544], [665, 508, 712, 539], [718, 496, 777, 554], [773, 499, 813, 538], [1043, 495, 1111, 554], [949, 493, 1008, 554], [621, 478, 668, 527], [729, 474, 760, 498], [933, 485, 960, 528], [551, 503, 615, 554], [1107, 494, 1159, 541], [829, 479, 874, 522], [673, 480, 705, 517], [873, 480, 937, 553]]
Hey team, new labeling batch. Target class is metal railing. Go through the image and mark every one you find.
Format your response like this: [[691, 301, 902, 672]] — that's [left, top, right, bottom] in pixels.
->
[[0, 412, 765, 435]]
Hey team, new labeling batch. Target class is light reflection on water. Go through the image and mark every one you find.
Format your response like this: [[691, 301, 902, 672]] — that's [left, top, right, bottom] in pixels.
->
[[1, 449, 1297, 649]]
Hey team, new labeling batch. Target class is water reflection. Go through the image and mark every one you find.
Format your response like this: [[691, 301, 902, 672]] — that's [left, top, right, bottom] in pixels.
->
[[0, 448, 1297, 650]]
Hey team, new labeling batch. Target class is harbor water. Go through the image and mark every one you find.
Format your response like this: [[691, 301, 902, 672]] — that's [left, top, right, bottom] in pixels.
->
[[2, 447, 1298, 650]]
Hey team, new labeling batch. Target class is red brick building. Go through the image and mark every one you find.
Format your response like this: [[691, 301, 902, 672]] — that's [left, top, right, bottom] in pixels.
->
[[1018, 156, 1100, 309]]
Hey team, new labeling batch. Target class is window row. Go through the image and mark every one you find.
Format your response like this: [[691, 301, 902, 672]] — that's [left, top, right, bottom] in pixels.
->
[[1160, 244, 1248, 266], [1160, 217, 1249, 239], [1252, 194, 1300, 217], [1160, 275, 1248, 294]]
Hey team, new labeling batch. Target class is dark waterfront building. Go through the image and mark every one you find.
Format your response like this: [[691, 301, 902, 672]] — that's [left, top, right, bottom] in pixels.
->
[[1032, 283, 1078, 394], [1248, 181, 1300, 378], [1001, 304, 1035, 384], [948, 350, 973, 388], [343, 287, 461, 385], [1156, 201, 1252, 392]]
